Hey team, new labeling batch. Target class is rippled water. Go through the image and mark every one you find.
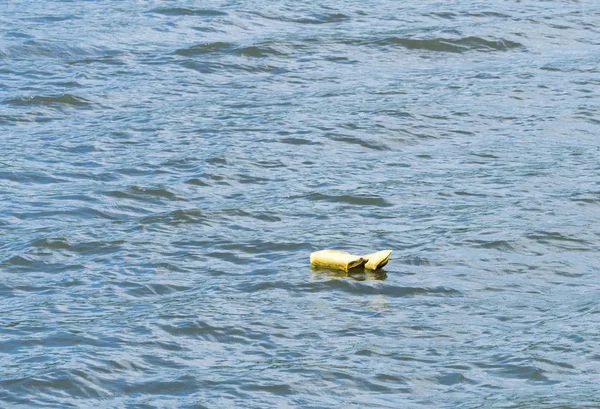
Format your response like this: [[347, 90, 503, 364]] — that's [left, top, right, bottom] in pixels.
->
[[1, 0, 600, 407]]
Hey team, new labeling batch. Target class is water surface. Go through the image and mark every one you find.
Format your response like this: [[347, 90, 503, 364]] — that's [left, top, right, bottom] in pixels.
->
[[1, 0, 600, 407]]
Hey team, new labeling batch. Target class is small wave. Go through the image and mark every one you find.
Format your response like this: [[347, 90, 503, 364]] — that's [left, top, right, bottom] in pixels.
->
[[147, 7, 227, 17], [292, 12, 349, 24], [374, 36, 522, 53], [124, 282, 192, 298], [490, 365, 558, 384], [176, 42, 286, 58], [185, 178, 210, 187], [220, 240, 308, 255], [176, 41, 233, 56], [23, 15, 81, 23], [570, 191, 600, 205], [277, 137, 320, 145], [253, 11, 349, 25], [476, 240, 515, 251], [330, 135, 389, 151], [297, 281, 461, 297], [139, 209, 210, 226], [214, 208, 282, 223], [436, 372, 476, 386], [180, 60, 278, 74], [527, 231, 588, 244], [31, 237, 125, 255], [3, 94, 91, 107], [236, 45, 287, 58], [67, 55, 126, 66], [7, 39, 121, 61], [31, 237, 71, 250], [1, 255, 33, 267], [299, 193, 393, 208], [105, 186, 183, 203], [0, 170, 67, 184]]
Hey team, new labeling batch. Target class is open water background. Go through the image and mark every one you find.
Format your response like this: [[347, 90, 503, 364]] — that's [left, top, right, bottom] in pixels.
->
[[1, 0, 600, 407]]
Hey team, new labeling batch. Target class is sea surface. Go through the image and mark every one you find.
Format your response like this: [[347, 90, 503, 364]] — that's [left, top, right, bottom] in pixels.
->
[[1, 0, 600, 407]]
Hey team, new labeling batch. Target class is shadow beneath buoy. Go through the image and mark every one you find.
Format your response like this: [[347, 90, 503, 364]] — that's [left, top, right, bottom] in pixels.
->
[[311, 266, 387, 281]]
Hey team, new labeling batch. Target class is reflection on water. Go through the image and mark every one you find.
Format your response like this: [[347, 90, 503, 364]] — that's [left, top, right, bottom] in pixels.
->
[[312, 267, 388, 281]]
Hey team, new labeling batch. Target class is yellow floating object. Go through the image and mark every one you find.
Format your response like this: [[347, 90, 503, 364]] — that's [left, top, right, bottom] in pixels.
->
[[310, 250, 365, 272], [361, 250, 392, 270], [310, 249, 392, 271]]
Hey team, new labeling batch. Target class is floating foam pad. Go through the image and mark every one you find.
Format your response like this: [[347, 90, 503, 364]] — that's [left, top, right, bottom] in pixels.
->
[[361, 250, 392, 270], [310, 250, 365, 272], [310, 249, 392, 271]]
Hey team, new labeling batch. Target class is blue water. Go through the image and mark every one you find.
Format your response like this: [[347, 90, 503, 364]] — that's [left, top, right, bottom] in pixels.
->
[[1, 1, 600, 407]]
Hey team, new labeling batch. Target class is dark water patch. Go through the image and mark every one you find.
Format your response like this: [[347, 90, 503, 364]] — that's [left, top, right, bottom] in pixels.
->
[[213, 208, 281, 223], [206, 157, 227, 166], [251, 160, 286, 169], [147, 7, 227, 17], [120, 376, 213, 397], [491, 365, 558, 384], [205, 251, 252, 266], [220, 240, 308, 256], [401, 257, 432, 266], [22, 15, 81, 23], [138, 208, 210, 226], [277, 137, 321, 145], [0, 114, 33, 125], [1, 372, 109, 400], [31, 237, 71, 250], [124, 282, 192, 298], [329, 134, 389, 151], [185, 178, 210, 186], [237, 174, 269, 184], [453, 191, 489, 197], [472, 240, 515, 252], [104, 186, 183, 203], [0, 170, 68, 184], [324, 56, 357, 64], [1, 255, 34, 267], [426, 12, 458, 20], [175, 42, 235, 56], [293, 12, 350, 24], [253, 11, 350, 25], [373, 36, 522, 53], [570, 191, 600, 205], [6, 40, 121, 61], [180, 60, 278, 74], [436, 372, 476, 386], [66, 55, 126, 66], [236, 46, 287, 58], [527, 231, 589, 245], [3, 94, 91, 107], [296, 193, 393, 208], [55, 170, 120, 182], [241, 383, 295, 396], [158, 321, 270, 344], [176, 42, 286, 58], [31, 237, 125, 255], [297, 280, 461, 298], [467, 11, 511, 18], [470, 152, 500, 159]]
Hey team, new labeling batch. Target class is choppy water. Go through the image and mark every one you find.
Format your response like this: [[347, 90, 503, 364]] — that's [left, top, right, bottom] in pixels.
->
[[1, 0, 600, 407]]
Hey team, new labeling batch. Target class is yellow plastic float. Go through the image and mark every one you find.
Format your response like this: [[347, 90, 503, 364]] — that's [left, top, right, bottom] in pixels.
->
[[310, 249, 392, 272]]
